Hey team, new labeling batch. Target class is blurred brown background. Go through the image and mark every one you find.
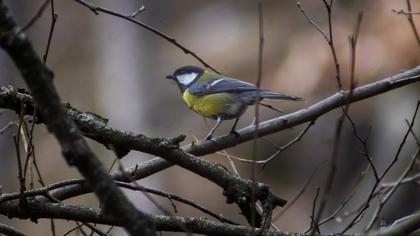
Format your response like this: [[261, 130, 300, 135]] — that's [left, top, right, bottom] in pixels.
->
[[0, 0, 419, 235]]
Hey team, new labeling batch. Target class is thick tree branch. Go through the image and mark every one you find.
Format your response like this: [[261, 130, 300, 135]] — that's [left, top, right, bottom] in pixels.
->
[[0, 178, 237, 225], [0, 1, 155, 235], [0, 200, 348, 236], [2, 199, 415, 236]]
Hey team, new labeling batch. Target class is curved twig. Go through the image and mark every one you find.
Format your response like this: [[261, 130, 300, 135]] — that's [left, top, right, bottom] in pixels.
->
[[73, 0, 219, 73]]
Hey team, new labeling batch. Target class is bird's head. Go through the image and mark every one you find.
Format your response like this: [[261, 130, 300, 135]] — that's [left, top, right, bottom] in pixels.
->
[[166, 66, 204, 92]]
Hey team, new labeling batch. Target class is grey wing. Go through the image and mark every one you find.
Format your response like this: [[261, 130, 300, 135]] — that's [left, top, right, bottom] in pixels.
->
[[188, 78, 259, 96]]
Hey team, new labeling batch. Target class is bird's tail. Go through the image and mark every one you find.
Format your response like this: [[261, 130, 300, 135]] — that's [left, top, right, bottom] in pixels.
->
[[239, 90, 302, 105], [259, 91, 302, 101]]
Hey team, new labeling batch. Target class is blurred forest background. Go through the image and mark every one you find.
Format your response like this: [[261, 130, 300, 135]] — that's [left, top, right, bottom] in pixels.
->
[[0, 0, 419, 235]]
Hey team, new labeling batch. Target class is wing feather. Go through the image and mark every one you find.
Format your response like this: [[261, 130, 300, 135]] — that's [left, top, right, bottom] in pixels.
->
[[189, 78, 259, 96]]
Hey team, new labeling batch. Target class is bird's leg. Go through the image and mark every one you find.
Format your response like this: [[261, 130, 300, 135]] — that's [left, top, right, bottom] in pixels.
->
[[204, 117, 223, 140], [229, 117, 241, 138]]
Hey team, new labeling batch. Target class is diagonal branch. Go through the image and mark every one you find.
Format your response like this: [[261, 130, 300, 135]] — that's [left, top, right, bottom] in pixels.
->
[[73, 0, 220, 73], [0, 223, 27, 236], [405, 0, 420, 46], [0, 1, 155, 235]]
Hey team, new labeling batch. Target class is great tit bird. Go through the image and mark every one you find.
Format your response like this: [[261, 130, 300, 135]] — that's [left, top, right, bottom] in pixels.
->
[[166, 66, 301, 140]]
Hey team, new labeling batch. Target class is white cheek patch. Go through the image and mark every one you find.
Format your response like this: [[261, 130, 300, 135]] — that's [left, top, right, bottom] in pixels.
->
[[177, 72, 198, 85]]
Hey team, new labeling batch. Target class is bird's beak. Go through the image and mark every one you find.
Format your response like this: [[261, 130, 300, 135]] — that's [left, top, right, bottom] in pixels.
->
[[166, 75, 175, 80]]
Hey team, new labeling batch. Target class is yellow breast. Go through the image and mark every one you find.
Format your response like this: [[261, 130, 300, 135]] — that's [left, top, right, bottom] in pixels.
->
[[182, 90, 231, 118]]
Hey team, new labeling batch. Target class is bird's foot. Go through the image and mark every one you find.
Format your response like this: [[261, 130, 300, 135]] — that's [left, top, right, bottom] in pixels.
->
[[204, 134, 216, 142], [230, 130, 240, 139]]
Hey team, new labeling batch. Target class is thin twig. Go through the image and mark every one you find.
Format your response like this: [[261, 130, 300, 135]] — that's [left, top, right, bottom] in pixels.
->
[[342, 111, 379, 180], [313, 12, 363, 231], [309, 187, 321, 235], [262, 121, 314, 168], [75, 222, 89, 236], [0, 223, 27, 236], [113, 158, 193, 236], [405, 0, 420, 46], [297, 2, 329, 41], [381, 173, 420, 187], [40, 2, 57, 231], [342, 12, 379, 182], [82, 222, 107, 236], [273, 161, 324, 221], [251, 2, 264, 230], [365, 117, 420, 231], [192, 130, 239, 175], [0, 120, 16, 134], [115, 181, 238, 225], [43, 0, 57, 64], [315, 164, 370, 229], [365, 147, 419, 231], [342, 101, 420, 232], [297, 1, 342, 89], [72, 0, 219, 73], [21, 0, 49, 31], [405, 118, 420, 146], [62, 223, 84, 236], [392, 9, 420, 15], [14, 105, 27, 206], [215, 121, 313, 166]]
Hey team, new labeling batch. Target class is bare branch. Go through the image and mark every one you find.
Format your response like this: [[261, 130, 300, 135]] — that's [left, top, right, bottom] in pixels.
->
[[115, 181, 238, 225], [73, 0, 219, 73], [381, 173, 420, 187], [297, 2, 329, 41], [367, 210, 420, 236], [273, 162, 323, 221], [0, 200, 349, 236], [365, 147, 419, 231], [405, 0, 420, 46], [21, 0, 49, 31], [250, 2, 265, 229], [0, 223, 27, 236], [314, 13, 364, 230], [297, 1, 342, 89], [43, 0, 57, 64], [316, 164, 370, 228], [342, 101, 420, 232], [309, 187, 321, 234], [392, 9, 420, 15], [343, 111, 379, 180]]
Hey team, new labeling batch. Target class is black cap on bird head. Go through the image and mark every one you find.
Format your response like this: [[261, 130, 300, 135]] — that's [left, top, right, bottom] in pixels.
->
[[166, 66, 204, 92]]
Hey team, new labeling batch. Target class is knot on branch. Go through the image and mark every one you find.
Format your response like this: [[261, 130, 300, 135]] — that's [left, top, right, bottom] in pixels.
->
[[223, 179, 287, 227], [0, 26, 25, 47]]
